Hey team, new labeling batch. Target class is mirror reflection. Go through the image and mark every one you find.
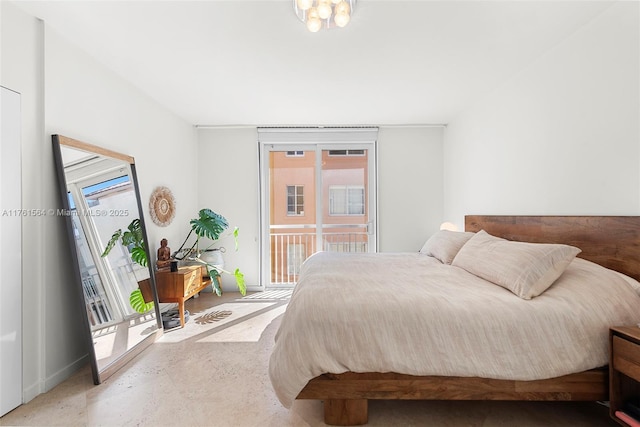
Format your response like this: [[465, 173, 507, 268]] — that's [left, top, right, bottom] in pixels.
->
[[52, 135, 162, 384]]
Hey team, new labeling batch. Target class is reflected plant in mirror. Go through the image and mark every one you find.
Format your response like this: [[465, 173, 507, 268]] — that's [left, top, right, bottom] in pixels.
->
[[52, 134, 162, 384], [101, 218, 155, 313]]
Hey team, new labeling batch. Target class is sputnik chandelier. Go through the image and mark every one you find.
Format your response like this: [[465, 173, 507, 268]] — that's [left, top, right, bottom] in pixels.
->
[[294, 0, 357, 33]]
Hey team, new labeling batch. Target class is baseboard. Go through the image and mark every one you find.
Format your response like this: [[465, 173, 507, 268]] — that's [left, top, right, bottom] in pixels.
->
[[23, 354, 89, 404]]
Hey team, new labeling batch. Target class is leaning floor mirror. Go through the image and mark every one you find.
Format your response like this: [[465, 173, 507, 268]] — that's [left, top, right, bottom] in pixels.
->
[[52, 134, 162, 384]]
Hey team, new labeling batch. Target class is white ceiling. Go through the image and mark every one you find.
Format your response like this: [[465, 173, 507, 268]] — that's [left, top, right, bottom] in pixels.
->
[[15, 0, 616, 126]]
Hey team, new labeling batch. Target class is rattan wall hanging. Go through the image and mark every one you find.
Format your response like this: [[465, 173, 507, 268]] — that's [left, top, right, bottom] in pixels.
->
[[149, 186, 176, 227]]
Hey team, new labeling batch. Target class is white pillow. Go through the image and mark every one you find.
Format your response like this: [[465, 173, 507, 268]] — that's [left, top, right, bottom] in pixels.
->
[[419, 230, 475, 264], [451, 230, 581, 299]]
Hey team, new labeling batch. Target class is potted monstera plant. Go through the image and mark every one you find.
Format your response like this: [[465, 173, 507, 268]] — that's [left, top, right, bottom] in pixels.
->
[[101, 218, 155, 313], [173, 209, 246, 297]]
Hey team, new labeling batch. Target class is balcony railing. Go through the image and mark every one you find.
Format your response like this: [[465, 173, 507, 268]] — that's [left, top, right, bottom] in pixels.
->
[[82, 274, 114, 326], [270, 224, 368, 285]]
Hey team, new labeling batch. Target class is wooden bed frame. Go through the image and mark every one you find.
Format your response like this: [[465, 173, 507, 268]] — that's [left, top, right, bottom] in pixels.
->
[[295, 215, 640, 425]]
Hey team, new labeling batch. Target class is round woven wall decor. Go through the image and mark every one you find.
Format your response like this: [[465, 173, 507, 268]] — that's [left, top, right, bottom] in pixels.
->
[[149, 186, 176, 227]]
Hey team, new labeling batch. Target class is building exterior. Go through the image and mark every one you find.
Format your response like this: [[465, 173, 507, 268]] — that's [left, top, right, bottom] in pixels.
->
[[269, 149, 369, 284]]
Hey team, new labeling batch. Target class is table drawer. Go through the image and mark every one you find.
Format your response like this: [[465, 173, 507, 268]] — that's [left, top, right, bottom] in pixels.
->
[[613, 336, 640, 381], [156, 266, 203, 299], [183, 268, 202, 296]]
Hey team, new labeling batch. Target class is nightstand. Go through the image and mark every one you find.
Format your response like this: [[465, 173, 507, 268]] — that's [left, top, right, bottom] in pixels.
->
[[610, 326, 640, 426], [155, 265, 215, 328]]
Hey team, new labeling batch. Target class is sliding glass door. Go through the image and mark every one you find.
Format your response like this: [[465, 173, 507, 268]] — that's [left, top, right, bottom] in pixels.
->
[[260, 137, 376, 288]]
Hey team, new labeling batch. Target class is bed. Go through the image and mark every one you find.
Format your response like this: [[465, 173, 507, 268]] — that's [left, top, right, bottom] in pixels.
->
[[268, 215, 640, 425]]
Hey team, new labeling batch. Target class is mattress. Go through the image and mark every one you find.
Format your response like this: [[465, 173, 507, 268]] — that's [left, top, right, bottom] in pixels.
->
[[269, 251, 640, 407]]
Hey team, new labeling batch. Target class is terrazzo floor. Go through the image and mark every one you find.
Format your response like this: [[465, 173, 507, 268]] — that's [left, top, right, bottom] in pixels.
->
[[0, 290, 618, 426]]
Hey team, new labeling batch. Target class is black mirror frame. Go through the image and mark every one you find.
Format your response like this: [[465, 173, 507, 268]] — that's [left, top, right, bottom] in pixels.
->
[[52, 134, 162, 384]]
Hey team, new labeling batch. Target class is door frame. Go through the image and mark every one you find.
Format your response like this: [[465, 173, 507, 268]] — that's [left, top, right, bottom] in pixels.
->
[[1, 86, 22, 416], [258, 128, 378, 289]]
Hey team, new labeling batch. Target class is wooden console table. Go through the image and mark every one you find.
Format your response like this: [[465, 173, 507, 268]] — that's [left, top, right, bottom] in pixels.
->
[[155, 265, 215, 328]]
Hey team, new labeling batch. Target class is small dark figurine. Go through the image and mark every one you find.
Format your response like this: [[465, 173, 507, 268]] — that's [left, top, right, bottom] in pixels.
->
[[156, 238, 171, 269]]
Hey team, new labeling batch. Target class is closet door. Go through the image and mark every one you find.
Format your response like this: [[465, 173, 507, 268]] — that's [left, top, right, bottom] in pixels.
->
[[1, 86, 22, 416]]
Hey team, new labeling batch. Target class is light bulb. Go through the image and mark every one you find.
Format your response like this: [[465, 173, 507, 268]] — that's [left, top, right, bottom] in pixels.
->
[[297, 0, 313, 11], [307, 17, 322, 32], [306, 7, 322, 32], [317, 0, 332, 20], [334, 11, 350, 27], [334, 1, 350, 15]]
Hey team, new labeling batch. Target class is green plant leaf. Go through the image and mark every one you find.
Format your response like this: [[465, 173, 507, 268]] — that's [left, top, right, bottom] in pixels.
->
[[129, 288, 154, 313], [121, 230, 135, 246], [190, 209, 228, 241], [121, 219, 144, 247], [102, 219, 149, 267], [233, 226, 239, 251], [208, 267, 222, 296], [128, 218, 143, 241], [130, 246, 148, 267], [234, 268, 246, 296], [101, 229, 122, 257]]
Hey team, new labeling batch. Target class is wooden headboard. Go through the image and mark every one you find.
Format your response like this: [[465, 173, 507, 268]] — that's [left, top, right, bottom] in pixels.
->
[[465, 215, 640, 282]]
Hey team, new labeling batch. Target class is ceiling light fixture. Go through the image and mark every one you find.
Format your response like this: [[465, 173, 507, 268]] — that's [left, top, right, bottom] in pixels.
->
[[294, 0, 356, 33]]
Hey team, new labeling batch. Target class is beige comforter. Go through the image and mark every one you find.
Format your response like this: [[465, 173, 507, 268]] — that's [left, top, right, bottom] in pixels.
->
[[269, 251, 640, 407]]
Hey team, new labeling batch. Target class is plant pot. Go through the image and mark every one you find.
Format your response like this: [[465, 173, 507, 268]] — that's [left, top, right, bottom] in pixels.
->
[[200, 249, 224, 270]]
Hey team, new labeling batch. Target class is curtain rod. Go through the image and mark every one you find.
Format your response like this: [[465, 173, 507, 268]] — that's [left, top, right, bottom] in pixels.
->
[[194, 123, 447, 129]]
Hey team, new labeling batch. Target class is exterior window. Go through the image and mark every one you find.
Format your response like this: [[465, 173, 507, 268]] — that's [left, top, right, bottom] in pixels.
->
[[287, 185, 304, 216], [287, 244, 306, 275], [286, 150, 304, 157], [328, 149, 365, 156], [329, 185, 365, 215]]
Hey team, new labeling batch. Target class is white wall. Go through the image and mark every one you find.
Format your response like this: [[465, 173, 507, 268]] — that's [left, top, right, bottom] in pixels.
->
[[444, 1, 640, 229], [198, 128, 260, 291], [377, 127, 444, 251], [197, 128, 261, 291], [197, 126, 444, 288], [2, 1, 199, 402], [44, 28, 199, 254]]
